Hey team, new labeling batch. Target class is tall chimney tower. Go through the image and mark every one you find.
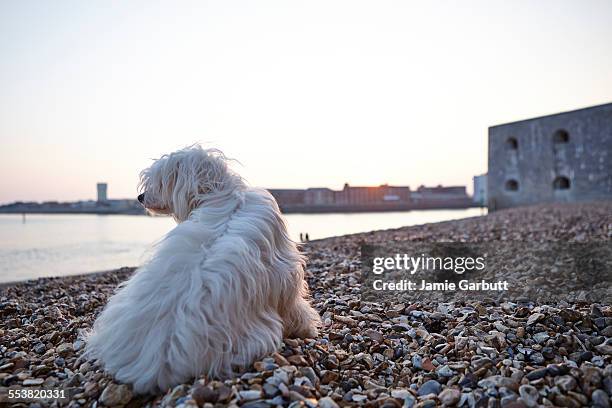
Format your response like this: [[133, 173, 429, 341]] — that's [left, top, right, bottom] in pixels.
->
[[97, 183, 108, 202]]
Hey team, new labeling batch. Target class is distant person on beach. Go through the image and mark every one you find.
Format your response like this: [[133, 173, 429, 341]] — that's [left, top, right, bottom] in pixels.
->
[[305, 233, 310, 242], [299, 233, 303, 242]]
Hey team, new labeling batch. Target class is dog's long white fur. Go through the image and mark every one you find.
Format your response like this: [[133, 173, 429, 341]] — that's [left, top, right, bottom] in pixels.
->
[[84, 146, 320, 394]]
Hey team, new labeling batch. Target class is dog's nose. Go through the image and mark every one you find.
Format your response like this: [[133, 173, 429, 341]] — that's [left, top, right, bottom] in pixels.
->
[[137, 193, 145, 203]]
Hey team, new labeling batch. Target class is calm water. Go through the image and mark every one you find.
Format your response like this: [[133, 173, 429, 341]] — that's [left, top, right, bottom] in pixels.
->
[[0, 208, 485, 283]]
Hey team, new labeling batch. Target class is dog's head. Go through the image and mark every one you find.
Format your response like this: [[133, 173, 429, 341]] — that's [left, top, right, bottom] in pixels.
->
[[138, 145, 241, 222]]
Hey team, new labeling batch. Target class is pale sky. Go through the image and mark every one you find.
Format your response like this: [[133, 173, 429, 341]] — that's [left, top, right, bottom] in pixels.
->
[[1, 1, 611, 204]]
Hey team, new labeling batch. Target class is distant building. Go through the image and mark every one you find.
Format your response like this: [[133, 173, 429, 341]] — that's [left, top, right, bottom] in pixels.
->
[[304, 188, 335, 206], [268, 189, 305, 206], [411, 185, 472, 208], [269, 184, 413, 210], [0, 182, 145, 215], [334, 183, 411, 206], [268, 182, 472, 212], [488, 103, 612, 211], [97, 183, 108, 202], [473, 174, 487, 207], [107, 199, 141, 210], [415, 185, 467, 197]]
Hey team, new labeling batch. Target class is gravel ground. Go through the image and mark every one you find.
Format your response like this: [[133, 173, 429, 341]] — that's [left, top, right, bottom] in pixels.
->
[[1, 201, 611, 408]]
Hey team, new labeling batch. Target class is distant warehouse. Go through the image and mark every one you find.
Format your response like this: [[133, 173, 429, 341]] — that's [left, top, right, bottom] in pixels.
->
[[411, 185, 472, 209], [270, 184, 411, 212], [270, 183, 472, 213], [488, 103, 612, 211]]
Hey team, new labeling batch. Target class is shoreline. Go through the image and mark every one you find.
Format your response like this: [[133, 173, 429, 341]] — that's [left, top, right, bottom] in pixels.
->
[[0, 267, 138, 290], [0, 208, 486, 287], [0, 204, 482, 216], [1, 201, 611, 407]]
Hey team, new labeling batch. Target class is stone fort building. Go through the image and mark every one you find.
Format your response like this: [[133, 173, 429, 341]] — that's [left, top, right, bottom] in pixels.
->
[[488, 102, 612, 211]]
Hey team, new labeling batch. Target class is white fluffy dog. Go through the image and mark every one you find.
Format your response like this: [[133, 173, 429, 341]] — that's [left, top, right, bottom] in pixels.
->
[[85, 145, 320, 394]]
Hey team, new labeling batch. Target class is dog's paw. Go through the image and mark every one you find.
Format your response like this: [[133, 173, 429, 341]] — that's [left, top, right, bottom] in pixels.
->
[[300, 324, 319, 339], [285, 318, 320, 339]]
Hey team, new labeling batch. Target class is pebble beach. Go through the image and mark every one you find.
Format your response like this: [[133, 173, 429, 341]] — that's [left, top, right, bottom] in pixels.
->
[[1, 201, 611, 408]]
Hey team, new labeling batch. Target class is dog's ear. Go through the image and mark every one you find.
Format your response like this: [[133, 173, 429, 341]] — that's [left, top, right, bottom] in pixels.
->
[[169, 148, 223, 221], [166, 146, 237, 222], [170, 160, 197, 222]]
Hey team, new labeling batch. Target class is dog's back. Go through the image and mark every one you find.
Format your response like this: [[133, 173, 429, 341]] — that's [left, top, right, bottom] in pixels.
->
[[85, 186, 317, 393]]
